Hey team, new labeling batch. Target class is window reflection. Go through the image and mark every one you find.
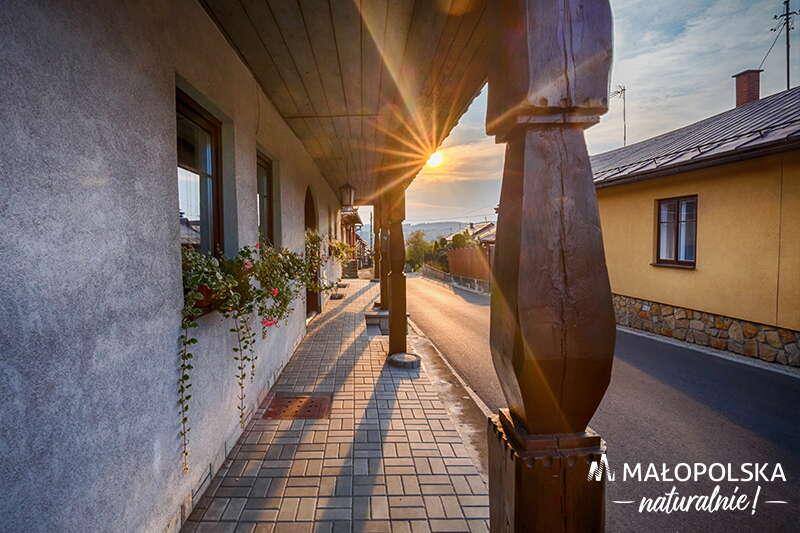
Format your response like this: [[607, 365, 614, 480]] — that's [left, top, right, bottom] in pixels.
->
[[659, 201, 677, 261], [657, 196, 697, 266], [678, 198, 697, 262], [176, 92, 219, 254], [257, 155, 274, 245]]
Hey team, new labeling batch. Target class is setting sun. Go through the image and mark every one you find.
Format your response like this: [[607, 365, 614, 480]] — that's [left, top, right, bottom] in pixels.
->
[[426, 151, 444, 168]]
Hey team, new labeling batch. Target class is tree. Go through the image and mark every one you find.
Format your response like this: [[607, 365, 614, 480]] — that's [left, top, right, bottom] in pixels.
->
[[451, 230, 476, 249], [405, 230, 431, 271]]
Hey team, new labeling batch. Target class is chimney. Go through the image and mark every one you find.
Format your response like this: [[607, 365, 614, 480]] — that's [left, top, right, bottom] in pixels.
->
[[732, 69, 762, 107]]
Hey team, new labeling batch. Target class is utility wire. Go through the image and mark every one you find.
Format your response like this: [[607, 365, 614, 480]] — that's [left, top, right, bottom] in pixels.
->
[[412, 210, 497, 223], [772, 0, 798, 89], [760, 22, 784, 69], [405, 203, 498, 224]]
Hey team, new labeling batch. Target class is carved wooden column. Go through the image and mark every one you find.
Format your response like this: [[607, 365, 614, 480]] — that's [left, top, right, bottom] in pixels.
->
[[486, 1, 615, 531], [372, 198, 381, 281], [378, 194, 391, 312], [385, 186, 407, 355]]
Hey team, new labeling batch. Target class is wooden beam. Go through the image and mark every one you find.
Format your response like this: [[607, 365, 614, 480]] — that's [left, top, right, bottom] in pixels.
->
[[386, 187, 407, 355], [372, 196, 382, 281], [202, 0, 490, 200], [485, 1, 615, 531], [378, 194, 390, 312]]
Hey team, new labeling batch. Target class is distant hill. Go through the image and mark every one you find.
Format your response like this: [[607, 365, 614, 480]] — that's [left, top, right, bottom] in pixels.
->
[[357, 221, 471, 244]]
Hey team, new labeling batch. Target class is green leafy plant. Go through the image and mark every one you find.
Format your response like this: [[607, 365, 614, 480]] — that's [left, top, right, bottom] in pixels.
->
[[329, 239, 354, 264], [177, 233, 340, 468], [405, 230, 432, 271], [178, 246, 237, 472], [303, 231, 335, 293], [451, 231, 477, 249], [219, 247, 261, 428], [252, 242, 305, 340]]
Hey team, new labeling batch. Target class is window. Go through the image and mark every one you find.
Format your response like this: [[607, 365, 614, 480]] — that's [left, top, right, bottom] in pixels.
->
[[177, 89, 222, 254], [656, 195, 697, 266], [256, 154, 274, 245]]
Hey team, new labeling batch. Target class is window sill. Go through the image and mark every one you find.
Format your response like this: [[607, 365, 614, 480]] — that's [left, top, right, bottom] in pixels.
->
[[650, 262, 695, 270]]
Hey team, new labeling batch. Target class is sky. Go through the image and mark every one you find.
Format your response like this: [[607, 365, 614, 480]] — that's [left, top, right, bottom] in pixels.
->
[[388, 0, 800, 224]]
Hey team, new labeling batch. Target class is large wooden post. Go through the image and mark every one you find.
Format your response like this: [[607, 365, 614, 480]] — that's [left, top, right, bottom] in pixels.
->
[[386, 187, 407, 355], [485, 1, 615, 531], [372, 198, 381, 281], [378, 194, 391, 312]]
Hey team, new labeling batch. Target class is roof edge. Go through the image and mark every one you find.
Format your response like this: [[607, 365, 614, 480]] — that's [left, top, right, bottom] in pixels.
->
[[594, 139, 800, 189]]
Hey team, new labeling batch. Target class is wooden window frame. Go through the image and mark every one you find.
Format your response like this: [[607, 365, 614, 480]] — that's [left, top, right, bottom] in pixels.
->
[[256, 152, 275, 245], [177, 88, 223, 254], [655, 194, 697, 268]]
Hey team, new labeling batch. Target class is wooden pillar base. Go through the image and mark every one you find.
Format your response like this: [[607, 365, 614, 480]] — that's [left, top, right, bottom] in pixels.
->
[[488, 410, 606, 533]]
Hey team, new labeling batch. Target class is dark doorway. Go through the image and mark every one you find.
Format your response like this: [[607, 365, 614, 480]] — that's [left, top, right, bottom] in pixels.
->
[[304, 187, 320, 318]]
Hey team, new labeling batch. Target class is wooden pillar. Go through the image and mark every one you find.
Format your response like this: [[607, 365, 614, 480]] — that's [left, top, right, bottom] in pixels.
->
[[485, 1, 615, 531], [372, 199, 381, 280], [386, 187, 407, 355], [378, 194, 391, 312]]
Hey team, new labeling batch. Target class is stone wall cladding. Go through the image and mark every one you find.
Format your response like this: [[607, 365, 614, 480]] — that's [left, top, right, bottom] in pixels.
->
[[613, 294, 800, 367]]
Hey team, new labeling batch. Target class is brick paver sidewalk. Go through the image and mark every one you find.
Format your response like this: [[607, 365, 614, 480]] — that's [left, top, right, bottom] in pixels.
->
[[183, 280, 489, 533]]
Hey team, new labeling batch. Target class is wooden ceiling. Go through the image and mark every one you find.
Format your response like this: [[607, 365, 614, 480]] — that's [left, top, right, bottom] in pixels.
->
[[201, 0, 489, 205]]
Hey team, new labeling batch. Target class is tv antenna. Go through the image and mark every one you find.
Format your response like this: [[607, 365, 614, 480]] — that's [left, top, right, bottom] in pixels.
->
[[773, 0, 798, 90], [611, 84, 627, 146]]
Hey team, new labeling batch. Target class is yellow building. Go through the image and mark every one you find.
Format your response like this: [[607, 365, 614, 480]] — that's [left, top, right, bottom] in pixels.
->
[[592, 73, 799, 367]]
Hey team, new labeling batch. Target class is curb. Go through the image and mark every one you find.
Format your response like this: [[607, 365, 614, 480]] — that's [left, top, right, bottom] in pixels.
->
[[618, 325, 800, 380], [406, 317, 493, 481], [408, 317, 494, 418]]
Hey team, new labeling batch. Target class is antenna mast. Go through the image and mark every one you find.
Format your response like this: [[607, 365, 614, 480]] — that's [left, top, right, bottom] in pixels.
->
[[774, 0, 798, 89], [611, 84, 627, 146]]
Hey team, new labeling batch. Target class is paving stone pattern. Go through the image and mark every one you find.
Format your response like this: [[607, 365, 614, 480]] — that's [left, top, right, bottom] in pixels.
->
[[182, 281, 490, 533]]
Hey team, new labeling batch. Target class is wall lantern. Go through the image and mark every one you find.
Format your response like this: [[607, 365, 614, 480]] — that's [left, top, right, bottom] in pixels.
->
[[339, 184, 356, 209]]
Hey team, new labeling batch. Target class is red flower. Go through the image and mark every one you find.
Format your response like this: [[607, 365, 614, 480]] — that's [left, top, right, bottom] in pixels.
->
[[271, 287, 279, 297], [255, 242, 261, 250], [243, 260, 253, 271], [261, 317, 277, 328]]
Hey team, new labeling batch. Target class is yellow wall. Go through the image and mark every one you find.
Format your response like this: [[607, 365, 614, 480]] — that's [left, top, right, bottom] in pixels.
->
[[778, 151, 800, 329], [597, 151, 800, 330]]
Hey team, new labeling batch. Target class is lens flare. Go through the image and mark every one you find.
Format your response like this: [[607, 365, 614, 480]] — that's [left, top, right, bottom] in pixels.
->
[[426, 151, 444, 168]]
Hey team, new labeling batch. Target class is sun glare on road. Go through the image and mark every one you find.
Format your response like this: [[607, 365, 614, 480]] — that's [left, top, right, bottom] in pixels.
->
[[426, 151, 444, 168]]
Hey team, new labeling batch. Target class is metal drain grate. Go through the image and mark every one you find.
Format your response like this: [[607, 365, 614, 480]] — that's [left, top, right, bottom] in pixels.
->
[[262, 393, 332, 419]]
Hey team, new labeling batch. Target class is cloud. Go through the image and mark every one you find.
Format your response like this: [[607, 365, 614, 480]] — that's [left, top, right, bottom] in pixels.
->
[[415, 138, 504, 183], [587, 0, 795, 153], [406, 200, 470, 211], [406, 0, 798, 220], [405, 177, 501, 223]]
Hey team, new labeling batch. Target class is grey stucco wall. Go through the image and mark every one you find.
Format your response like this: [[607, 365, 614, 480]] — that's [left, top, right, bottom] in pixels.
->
[[0, 1, 340, 531]]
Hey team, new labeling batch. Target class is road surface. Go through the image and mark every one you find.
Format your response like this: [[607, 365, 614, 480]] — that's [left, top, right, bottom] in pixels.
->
[[406, 274, 800, 532]]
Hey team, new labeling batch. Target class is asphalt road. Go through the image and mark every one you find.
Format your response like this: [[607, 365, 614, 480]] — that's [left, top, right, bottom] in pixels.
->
[[406, 274, 800, 532]]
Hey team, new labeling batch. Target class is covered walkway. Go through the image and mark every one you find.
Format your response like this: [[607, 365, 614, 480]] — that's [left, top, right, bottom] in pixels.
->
[[183, 280, 489, 532]]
